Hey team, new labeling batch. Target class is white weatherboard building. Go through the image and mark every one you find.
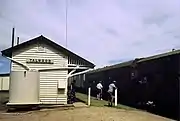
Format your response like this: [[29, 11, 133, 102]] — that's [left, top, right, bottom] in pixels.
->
[[1, 35, 95, 105]]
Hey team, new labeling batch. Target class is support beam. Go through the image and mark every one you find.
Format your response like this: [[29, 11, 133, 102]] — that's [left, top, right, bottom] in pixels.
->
[[3, 56, 30, 70], [68, 64, 87, 67], [38, 67, 89, 71], [68, 69, 93, 77], [68, 69, 76, 76]]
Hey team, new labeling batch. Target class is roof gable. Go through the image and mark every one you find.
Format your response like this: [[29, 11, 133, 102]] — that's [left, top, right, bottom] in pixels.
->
[[1, 35, 95, 68]]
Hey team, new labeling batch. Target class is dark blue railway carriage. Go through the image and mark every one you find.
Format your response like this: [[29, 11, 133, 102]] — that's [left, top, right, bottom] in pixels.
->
[[75, 49, 180, 120]]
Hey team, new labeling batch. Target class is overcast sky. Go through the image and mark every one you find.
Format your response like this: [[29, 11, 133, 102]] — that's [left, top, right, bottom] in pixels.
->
[[0, 0, 180, 72]]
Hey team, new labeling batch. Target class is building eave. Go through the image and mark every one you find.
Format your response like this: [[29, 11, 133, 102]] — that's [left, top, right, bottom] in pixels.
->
[[1, 35, 95, 68]]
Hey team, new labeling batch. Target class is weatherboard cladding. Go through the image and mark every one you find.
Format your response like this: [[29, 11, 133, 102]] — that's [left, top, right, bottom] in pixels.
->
[[1, 35, 95, 68], [12, 43, 68, 70], [1, 35, 95, 104], [11, 42, 68, 104]]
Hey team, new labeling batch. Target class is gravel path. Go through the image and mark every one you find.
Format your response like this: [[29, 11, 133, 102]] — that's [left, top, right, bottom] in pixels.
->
[[0, 106, 173, 121]]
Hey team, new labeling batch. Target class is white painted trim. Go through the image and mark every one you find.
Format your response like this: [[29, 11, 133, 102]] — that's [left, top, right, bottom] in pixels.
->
[[7, 102, 41, 105], [88, 87, 91, 106], [3, 55, 90, 72], [68, 64, 85, 67], [115, 89, 117, 106], [68, 64, 78, 66], [38, 67, 89, 71], [68, 69, 93, 77], [68, 69, 76, 76], [3, 56, 30, 70]]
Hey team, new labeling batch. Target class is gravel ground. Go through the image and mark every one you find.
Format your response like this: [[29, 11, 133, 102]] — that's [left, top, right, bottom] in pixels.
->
[[0, 106, 173, 121]]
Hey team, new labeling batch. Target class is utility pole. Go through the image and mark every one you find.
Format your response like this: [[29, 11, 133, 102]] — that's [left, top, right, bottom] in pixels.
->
[[65, 0, 68, 48], [10, 27, 15, 72], [11, 27, 15, 55]]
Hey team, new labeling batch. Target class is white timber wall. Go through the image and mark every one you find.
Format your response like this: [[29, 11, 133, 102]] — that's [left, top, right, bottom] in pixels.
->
[[11, 43, 68, 104], [0, 76, 9, 91]]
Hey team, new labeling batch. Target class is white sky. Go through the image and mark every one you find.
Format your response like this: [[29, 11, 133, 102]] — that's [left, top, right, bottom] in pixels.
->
[[0, 0, 180, 67]]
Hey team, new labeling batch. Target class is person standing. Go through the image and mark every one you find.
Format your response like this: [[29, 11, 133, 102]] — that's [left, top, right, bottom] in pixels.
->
[[96, 81, 103, 100], [107, 80, 117, 107], [70, 80, 76, 103]]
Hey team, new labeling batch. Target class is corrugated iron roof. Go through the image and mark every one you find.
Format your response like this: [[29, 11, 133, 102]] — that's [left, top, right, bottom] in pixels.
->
[[87, 60, 134, 74], [138, 49, 180, 63], [87, 49, 180, 74]]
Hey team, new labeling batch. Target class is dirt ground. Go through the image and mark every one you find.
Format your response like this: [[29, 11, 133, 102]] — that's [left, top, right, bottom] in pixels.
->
[[0, 106, 173, 121]]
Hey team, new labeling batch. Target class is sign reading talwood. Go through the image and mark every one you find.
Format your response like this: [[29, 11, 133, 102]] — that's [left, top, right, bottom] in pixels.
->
[[26, 58, 54, 64]]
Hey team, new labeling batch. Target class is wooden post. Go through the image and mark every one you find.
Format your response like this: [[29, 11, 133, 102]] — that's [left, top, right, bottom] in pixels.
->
[[88, 87, 91, 106], [115, 88, 117, 106]]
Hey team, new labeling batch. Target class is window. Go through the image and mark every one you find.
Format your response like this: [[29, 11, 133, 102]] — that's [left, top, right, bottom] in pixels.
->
[[58, 88, 65, 94]]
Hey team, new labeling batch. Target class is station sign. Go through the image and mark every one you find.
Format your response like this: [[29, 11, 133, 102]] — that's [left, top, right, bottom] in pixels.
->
[[26, 58, 54, 64]]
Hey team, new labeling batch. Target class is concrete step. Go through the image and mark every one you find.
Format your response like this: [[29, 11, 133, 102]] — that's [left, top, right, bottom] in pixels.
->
[[73, 102, 88, 108]]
